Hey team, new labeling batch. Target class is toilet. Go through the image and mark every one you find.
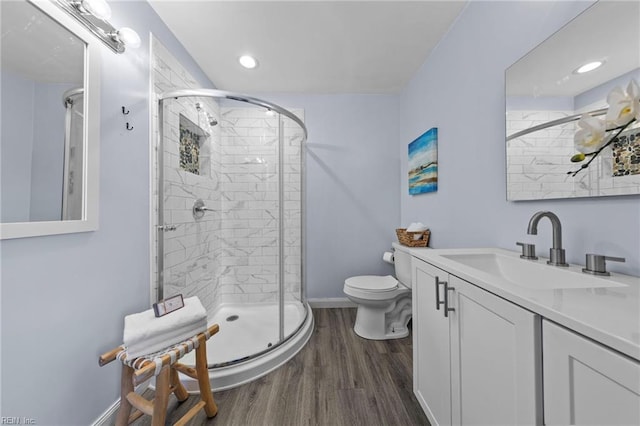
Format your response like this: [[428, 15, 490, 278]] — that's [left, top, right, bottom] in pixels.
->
[[343, 242, 420, 340]]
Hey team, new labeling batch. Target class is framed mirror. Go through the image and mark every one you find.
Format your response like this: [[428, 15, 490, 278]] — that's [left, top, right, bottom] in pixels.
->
[[1, 0, 100, 239], [505, 0, 640, 201]]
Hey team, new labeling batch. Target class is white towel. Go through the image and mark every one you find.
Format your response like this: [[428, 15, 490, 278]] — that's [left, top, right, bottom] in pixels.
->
[[123, 296, 207, 348], [407, 222, 427, 232], [125, 318, 208, 358]]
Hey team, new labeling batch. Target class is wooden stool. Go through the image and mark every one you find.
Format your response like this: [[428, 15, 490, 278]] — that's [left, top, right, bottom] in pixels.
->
[[99, 324, 219, 426]]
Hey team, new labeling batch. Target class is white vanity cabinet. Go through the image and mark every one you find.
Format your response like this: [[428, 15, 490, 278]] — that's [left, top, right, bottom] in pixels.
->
[[412, 260, 452, 425], [543, 320, 640, 426], [412, 258, 541, 426]]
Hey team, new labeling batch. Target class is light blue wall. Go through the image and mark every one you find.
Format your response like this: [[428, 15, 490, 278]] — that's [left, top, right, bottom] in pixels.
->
[[1, 71, 34, 222], [0, 2, 213, 424], [260, 94, 401, 299], [399, 0, 640, 276], [1, 76, 75, 222], [30, 82, 74, 221]]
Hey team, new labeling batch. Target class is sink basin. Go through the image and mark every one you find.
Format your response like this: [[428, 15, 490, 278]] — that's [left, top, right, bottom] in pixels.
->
[[442, 252, 626, 290]]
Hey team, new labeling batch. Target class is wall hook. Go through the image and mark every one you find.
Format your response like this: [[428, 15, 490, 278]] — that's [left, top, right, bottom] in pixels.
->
[[126, 123, 134, 131], [122, 106, 130, 115]]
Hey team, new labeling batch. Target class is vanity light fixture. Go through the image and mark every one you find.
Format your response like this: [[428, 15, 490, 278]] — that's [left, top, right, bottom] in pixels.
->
[[76, 0, 111, 20], [239, 55, 258, 69], [574, 60, 604, 74], [113, 27, 141, 49], [54, 0, 140, 53]]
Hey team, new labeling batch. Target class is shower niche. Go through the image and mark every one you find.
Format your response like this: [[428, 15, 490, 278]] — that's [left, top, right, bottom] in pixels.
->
[[179, 114, 209, 175]]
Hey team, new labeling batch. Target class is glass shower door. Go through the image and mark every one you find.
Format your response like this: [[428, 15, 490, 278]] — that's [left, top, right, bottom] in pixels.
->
[[158, 95, 222, 313], [281, 111, 306, 340]]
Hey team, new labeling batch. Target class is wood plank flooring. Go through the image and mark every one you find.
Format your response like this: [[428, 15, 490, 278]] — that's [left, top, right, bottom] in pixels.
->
[[130, 308, 430, 426]]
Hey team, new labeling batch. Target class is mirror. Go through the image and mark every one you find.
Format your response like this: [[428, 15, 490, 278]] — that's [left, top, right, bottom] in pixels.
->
[[505, 0, 640, 201], [0, 0, 100, 239]]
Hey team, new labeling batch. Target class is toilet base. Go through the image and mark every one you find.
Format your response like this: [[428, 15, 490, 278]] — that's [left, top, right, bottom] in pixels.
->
[[352, 295, 412, 340]]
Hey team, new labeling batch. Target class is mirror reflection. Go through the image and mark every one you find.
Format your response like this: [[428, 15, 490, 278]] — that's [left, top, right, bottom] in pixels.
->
[[505, 0, 640, 201], [1, 0, 85, 222]]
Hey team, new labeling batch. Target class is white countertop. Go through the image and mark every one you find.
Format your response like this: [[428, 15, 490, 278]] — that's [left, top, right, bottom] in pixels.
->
[[406, 247, 640, 361]]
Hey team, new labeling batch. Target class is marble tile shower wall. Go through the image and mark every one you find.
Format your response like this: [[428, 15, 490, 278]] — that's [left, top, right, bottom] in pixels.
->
[[218, 108, 304, 304], [152, 38, 222, 313], [507, 110, 580, 199], [161, 98, 222, 312], [507, 110, 640, 199]]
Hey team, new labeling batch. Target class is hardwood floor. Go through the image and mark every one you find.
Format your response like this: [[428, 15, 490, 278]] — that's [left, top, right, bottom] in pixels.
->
[[130, 308, 430, 426]]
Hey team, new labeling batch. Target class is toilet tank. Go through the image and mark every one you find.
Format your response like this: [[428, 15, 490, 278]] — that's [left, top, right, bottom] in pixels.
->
[[392, 243, 413, 288]]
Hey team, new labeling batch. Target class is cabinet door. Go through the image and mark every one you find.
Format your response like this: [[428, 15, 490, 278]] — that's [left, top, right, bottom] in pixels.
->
[[543, 320, 640, 426], [413, 258, 452, 426], [449, 276, 542, 425]]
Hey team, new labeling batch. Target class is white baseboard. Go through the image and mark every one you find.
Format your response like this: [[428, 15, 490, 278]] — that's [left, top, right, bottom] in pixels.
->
[[308, 298, 356, 309], [91, 398, 120, 426]]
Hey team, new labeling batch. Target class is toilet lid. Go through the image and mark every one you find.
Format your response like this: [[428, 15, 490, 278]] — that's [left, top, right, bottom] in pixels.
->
[[345, 275, 398, 292]]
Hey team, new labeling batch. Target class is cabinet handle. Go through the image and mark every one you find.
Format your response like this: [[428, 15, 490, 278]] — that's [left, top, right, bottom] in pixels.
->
[[435, 276, 446, 311], [443, 282, 455, 318]]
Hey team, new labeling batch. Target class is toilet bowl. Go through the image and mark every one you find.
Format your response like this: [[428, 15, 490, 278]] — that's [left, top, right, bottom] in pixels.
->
[[343, 243, 418, 340]]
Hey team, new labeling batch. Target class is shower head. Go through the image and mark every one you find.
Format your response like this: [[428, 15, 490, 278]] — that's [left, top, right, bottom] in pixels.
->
[[209, 119, 218, 126]]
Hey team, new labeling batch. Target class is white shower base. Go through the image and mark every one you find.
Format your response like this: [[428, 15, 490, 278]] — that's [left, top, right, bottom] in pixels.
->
[[178, 301, 314, 391]]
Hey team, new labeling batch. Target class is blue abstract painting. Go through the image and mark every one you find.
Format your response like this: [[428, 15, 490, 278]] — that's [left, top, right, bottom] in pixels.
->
[[408, 128, 438, 195]]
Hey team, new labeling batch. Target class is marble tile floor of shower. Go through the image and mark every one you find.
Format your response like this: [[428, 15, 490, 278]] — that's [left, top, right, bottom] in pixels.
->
[[130, 308, 430, 426]]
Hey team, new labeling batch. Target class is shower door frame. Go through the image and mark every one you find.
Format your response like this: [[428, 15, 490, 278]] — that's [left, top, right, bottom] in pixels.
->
[[156, 89, 308, 364]]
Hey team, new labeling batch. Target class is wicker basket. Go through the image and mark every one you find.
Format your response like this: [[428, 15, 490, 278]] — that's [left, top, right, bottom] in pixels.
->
[[396, 228, 430, 247]]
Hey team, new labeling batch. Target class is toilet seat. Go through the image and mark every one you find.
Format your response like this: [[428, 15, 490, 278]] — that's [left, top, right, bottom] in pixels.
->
[[345, 275, 398, 292]]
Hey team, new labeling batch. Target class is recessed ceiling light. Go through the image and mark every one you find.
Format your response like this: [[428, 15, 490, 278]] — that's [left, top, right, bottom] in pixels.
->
[[239, 55, 258, 69], [574, 61, 604, 74]]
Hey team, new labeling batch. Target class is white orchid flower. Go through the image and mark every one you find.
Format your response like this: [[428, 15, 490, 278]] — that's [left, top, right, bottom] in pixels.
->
[[628, 79, 640, 121], [605, 80, 638, 127], [574, 114, 606, 153]]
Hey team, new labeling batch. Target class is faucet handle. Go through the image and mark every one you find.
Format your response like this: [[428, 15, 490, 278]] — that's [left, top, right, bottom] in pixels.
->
[[582, 254, 625, 276], [516, 242, 538, 260]]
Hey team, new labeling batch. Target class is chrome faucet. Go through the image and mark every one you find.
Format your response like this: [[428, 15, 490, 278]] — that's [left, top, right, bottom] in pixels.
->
[[527, 211, 569, 267]]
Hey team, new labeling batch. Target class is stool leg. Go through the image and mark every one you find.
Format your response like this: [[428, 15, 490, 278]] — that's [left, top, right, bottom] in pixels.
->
[[151, 365, 171, 426], [115, 365, 134, 426], [171, 367, 189, 402], [195, 339, 218, 417]]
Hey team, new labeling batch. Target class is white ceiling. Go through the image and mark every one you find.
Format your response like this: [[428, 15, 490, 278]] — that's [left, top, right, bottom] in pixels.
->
[[506, 0, 640, 98], [147, 0, 468, 94]]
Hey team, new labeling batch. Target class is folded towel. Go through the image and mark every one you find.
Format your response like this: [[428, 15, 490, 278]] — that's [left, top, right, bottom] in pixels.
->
[[125, 318, 208, 358], [123, 296, 207, 348]]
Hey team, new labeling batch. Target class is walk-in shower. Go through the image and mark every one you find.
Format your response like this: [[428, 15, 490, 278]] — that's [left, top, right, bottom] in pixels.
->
[[155, 89, 312, 390]]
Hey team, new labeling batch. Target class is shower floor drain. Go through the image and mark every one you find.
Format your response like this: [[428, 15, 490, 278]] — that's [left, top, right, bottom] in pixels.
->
[[226, 315, 239, 322]]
